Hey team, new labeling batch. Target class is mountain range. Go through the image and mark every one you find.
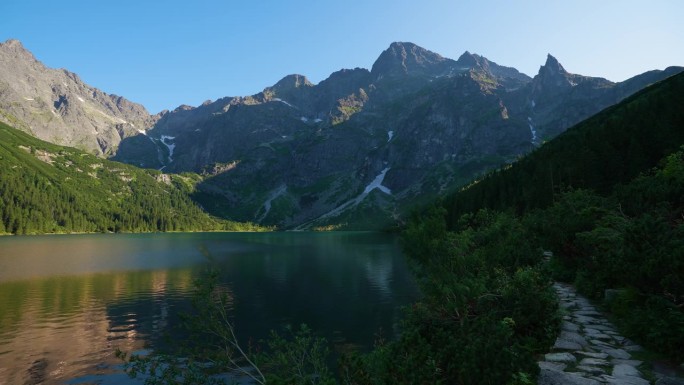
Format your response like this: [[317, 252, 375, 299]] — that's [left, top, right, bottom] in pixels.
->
[[1, 39, 681, 229]]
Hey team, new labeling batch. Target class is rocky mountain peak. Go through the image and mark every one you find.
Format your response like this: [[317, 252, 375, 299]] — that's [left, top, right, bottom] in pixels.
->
[[264, 74, 314, 101], [272, 74, 313, 90], [456, 51, 494, 73], [530, 54, 575, 93], [2, 38, 24, 49], [174, 104, 194, 112], [456, 51, 479, 67], [0, 39, 40, 64], [371, 41, 452, 79], [455, 51, 531, 87], [542, 54, 567, 75]]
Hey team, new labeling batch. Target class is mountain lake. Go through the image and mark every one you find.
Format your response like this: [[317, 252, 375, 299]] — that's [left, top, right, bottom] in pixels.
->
[[0, 231, 419, 384]]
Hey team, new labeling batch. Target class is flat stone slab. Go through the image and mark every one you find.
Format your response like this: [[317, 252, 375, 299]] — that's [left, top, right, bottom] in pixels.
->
[[576, 310, 601, 316], [573, 297, 591, 305], [591, 333, 615, 341], [554, 338, 583, 351], [562, 321, 580, 332], [540, 283, 684, 385], [539, 361, 567, 371], [545, 352, 577, 363], [576, 365, 607, 375], [623, 344, 644, 352], [588, 324, 616, 332], [580, 358, 610, 367], [611, 359, 643, 367], [539, 368, 601, 385], [603, 348, 632, 360], [574, 315, 600, 325], [601, 374, 651, 385], [560, 331, 589, 347], [613, 363, 642, 378], [590, 339, 615, 349], [576, 351, 609, 359]]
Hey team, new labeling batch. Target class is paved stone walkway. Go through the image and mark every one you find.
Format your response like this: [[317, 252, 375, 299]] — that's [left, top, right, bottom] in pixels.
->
[[538, 282, 684, 385]]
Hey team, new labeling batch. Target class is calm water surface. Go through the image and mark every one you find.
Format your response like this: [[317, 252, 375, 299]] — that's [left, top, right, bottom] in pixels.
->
[[0, 232, 419, 384]]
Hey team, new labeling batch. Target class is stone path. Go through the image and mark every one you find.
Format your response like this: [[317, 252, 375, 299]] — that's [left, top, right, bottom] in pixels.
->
[[538, 282, 684, 385]]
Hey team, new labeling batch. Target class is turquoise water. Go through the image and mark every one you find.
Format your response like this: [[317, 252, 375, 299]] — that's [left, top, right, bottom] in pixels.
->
[[0, 232, 418, 384]]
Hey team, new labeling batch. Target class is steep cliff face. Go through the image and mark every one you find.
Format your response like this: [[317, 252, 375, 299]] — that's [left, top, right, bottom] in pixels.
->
[[0, 39, 156, 156]]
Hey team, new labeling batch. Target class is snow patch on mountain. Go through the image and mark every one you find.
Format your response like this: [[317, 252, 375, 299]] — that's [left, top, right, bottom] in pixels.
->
[[257, 185, 287, 223], [273, 98, 296, 108], [528, 117, 538, 144], [160, 135, 176, 163], [363, 168, 392, 195], [314, 168, 392, 221]]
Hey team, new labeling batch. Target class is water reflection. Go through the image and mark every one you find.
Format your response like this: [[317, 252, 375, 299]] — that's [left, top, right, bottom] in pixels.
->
[[0, 232, 418, 384], [0, 269, 194, 384]]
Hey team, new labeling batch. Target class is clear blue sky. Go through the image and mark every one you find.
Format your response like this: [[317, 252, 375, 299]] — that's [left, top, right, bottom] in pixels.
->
[[2, 0, 683, 113]]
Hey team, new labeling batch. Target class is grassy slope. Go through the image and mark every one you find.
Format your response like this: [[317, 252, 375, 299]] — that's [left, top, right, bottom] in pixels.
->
[[0, 121, 264, 234]]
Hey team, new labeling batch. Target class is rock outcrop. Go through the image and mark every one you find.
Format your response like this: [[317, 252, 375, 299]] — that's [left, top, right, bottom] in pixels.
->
[[0, 39, 156, 156]]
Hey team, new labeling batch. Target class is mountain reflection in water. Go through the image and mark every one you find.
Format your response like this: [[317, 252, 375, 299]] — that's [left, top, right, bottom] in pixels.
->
[[0, 232, 418, 384]]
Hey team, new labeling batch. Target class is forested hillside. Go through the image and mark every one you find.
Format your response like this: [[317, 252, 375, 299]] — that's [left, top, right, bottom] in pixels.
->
[[0, 122, 262, 234], [443, 72, 684, 225], [391, 72, 684, 383]]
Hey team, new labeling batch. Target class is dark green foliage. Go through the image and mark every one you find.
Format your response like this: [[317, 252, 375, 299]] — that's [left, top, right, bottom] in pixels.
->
[[119, 270, 335, 385], [525, 189, 609, 282], [0, 122, 264, 234], [444, 149, 684, 362], [550, 150, 684, 360], [444, 72, 684, 227], [400, 204, 448, 263], [257, 325, 336, 385], [607, 290, 684, 362], [420, 73, 684, 368], [344, 209, 559, 385]]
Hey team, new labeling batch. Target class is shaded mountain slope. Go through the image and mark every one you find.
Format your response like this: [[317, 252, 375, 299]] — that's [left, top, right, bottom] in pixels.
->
[[443, 71, 684, 225]]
